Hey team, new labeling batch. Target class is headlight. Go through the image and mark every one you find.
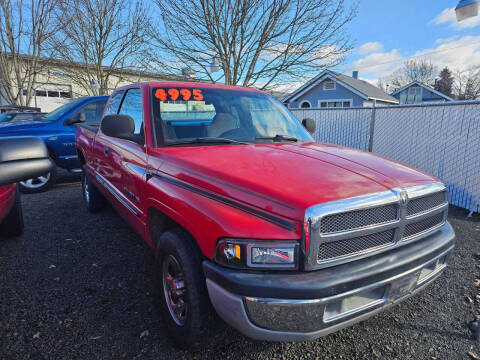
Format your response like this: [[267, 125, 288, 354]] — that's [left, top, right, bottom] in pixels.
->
[[215, 239, 298, 270]]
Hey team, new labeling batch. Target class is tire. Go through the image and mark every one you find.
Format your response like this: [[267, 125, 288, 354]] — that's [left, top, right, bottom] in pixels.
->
[[0, 187, 24, 237], [81, 165, 105, 213], [153, 228, 212, 349], [18, 161, 57, 194]]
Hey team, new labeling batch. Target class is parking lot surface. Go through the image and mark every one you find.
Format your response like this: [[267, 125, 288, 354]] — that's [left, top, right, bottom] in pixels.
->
[[1, 175, 479, 359]]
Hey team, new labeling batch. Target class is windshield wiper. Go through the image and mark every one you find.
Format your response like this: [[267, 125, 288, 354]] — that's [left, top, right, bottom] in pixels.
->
[[166, 137, 248, 146], [255, 134, 298, 142]]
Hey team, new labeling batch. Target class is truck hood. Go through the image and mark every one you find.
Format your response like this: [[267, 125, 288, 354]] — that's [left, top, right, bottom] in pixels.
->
[[155, 142, 438, 221]]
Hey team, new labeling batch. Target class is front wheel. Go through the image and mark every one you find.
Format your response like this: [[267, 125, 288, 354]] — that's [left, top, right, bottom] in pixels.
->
[[18, 161, 57, 194], [153, 228, 212, 349], [0, 187, 24, 237]]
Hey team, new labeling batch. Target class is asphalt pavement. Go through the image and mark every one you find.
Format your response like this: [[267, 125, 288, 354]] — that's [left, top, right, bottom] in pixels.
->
[[0, 173, 479, 359]]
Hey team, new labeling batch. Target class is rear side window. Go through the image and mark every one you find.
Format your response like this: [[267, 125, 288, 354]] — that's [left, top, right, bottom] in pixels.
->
[[104, 91, 124, 116], [118, 88, 143, 135]]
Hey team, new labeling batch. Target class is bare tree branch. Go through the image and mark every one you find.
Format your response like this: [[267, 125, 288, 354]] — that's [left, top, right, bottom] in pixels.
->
[[50, 0, 151, 96], [0, 0, 58, 106], [388, 59, 438, 89], [148, 0, 357, 90]]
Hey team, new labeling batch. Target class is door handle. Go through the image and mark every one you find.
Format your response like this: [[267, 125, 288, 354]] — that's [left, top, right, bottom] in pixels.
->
[[104, 147, 110, 156]]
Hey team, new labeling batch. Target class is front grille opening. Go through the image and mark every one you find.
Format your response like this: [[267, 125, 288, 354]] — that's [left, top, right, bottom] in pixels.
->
[[320, 204, 398, 234], [317, 230, 395, 262], [403, 212, 445, 239], [407, 191, 446, 216]]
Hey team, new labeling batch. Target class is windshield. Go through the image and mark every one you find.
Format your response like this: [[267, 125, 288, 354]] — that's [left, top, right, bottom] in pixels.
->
[[151, 87, 312, 145], [42, 98, 84, 122]]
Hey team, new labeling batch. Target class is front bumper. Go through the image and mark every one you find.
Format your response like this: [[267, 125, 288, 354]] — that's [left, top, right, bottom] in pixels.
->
[[203, 221, 455, 341]]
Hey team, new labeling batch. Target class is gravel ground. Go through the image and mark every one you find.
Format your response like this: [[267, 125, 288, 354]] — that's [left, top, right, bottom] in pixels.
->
[[1, 173, 479, 360]]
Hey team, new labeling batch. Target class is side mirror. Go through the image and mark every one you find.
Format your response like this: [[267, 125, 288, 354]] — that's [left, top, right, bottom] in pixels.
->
[[101, 114, 136, 141], [302, 118, 315, 135], [0, 137, 53, 186], [65, 112, 86, 126]]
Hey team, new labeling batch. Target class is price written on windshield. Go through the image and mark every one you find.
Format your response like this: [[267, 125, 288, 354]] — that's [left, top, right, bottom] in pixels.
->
[[155, 88, 204, 101]]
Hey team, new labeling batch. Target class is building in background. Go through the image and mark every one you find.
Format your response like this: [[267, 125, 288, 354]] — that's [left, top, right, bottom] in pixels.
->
[[0, 56, 191, 113], [282, 70, 399, 109], [391, 81, 454, 104]]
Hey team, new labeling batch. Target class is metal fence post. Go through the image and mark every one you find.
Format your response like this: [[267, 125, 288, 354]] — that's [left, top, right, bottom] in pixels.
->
[[368, 106, 376, 152]]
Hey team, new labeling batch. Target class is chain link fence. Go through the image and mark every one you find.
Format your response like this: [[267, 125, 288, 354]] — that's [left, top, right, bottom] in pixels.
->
[[290, 102, 480, 214]]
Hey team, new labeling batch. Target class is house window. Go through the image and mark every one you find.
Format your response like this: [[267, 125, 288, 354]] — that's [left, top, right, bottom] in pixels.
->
[[319, 100, 351, 108], [300, 101, 311, 108], [35, 90, 47, 97], [60, 91, 72, 98], [48, 91, 60, 97], [406, 86, 422, 104], [323, 80, 336, 90]]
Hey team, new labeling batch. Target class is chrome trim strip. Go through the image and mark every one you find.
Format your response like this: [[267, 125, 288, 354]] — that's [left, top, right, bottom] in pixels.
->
[[405, 182, 447, 199], [405, 202, 448, 221], [417, 262, 447, 286], [59, 155, 78, 160], [319, 219, 400, 242], [95, 174, 140, 217], [323, 297, 386, 323], [402, 221, 446, 242], [305, 190, 400, 223]]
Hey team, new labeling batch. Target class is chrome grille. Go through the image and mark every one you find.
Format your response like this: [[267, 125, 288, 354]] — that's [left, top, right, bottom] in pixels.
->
[[305, 183, 449, 270], [407, 191, 447, 216], [403, 212, 444, 239], [317, 230, 395, 261], [320, 204, 398, 234]]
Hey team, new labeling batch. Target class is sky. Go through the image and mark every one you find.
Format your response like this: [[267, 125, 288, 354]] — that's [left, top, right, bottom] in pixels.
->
[[332, 0, 480, 86]]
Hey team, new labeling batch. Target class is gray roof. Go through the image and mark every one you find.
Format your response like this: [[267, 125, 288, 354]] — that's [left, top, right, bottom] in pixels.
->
[[390, 81, 454, 101], [283, 70, 399, 104], [331, 71, 399, 103]]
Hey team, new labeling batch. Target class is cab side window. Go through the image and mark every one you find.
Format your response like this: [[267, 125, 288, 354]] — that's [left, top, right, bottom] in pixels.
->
[[118, 88, 143, 136], [104, 91, 124, 117]]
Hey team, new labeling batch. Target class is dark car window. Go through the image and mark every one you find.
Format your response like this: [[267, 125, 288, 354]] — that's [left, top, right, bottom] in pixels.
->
[[73, 100, 107, 124], [42, 97, 85, 122], [104, 91, 124, 117], [118, 88, 143, 135], [0, 114, 14, 122], [11, 113, 35, 122]]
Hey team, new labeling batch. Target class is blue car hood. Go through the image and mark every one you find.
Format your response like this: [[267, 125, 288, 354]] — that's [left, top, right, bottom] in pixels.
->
[[0, 120, 52, 132]]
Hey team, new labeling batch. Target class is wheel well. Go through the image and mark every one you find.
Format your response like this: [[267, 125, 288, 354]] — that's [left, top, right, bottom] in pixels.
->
[[46, 146, 57, 162], [148, 207, 203, 255], [77, 148, 86, 166]]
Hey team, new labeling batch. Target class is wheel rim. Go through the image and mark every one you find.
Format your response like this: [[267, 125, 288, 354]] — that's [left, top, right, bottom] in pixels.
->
[[162, 254, 187, 326], [83, 175, 90, 204], [19, 172, 51, 189]]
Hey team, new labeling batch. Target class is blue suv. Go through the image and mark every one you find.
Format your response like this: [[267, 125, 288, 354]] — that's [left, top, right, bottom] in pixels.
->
[[0, 96, 108, 192]]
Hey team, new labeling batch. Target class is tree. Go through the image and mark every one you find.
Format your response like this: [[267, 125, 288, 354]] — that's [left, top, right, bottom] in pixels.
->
[[434, 67, 454, 97], [149, 0, 357, 90], [51, 0, 151, 96], [389, 59, 438, 89], [453, 67, 480, 100], [0, 0, 58, 106]]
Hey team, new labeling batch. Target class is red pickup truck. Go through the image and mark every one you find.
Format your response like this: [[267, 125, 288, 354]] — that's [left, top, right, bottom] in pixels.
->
[[76, 82, 455, 348]]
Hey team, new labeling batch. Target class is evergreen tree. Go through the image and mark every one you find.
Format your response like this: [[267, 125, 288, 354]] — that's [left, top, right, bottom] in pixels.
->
[[435, 67, 454, 97]]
